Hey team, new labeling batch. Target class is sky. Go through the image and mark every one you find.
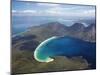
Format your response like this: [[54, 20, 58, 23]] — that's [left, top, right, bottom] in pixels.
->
[[12, 0, 96, 35], [12, 0, 96, 28], [12, 0, 96, 20]]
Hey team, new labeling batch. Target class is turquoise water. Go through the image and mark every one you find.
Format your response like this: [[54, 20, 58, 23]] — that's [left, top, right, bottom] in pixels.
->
[[34, 36, 96, 68]]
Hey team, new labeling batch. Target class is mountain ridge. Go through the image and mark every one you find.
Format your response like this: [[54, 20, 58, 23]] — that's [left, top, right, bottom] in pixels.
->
[[12, 21, 96, 51], [24, 21, 96, 42]]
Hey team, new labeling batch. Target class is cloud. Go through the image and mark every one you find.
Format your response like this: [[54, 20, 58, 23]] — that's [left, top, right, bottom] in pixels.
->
[[22, 10, 37, 13], [82, 9, 95, 16], [12, 10, 36, 13], [12, 3, 95, 20], [12, 10, 17, 13], [44, 7, 72, 16], [12, 9, 37, 16], [40, 6, 95, 18], [36, 3, 60, 7]]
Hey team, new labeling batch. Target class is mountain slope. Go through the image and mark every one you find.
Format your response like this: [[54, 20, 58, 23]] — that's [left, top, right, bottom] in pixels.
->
[[23, 22, 96, 42], [12, 21, 96, 51], [12, 21, 96, 74]]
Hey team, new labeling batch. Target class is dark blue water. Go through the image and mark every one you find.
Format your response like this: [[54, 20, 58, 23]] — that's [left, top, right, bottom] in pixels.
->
[[34, 36, 96, 69]]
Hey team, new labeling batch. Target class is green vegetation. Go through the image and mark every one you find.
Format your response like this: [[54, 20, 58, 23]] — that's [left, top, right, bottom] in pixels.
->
[[12, 50, 89, 74], [12, 22, 95, 74]]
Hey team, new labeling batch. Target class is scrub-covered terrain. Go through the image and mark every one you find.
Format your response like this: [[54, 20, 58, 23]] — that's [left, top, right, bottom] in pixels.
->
[[12, 22, 96, 74]]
